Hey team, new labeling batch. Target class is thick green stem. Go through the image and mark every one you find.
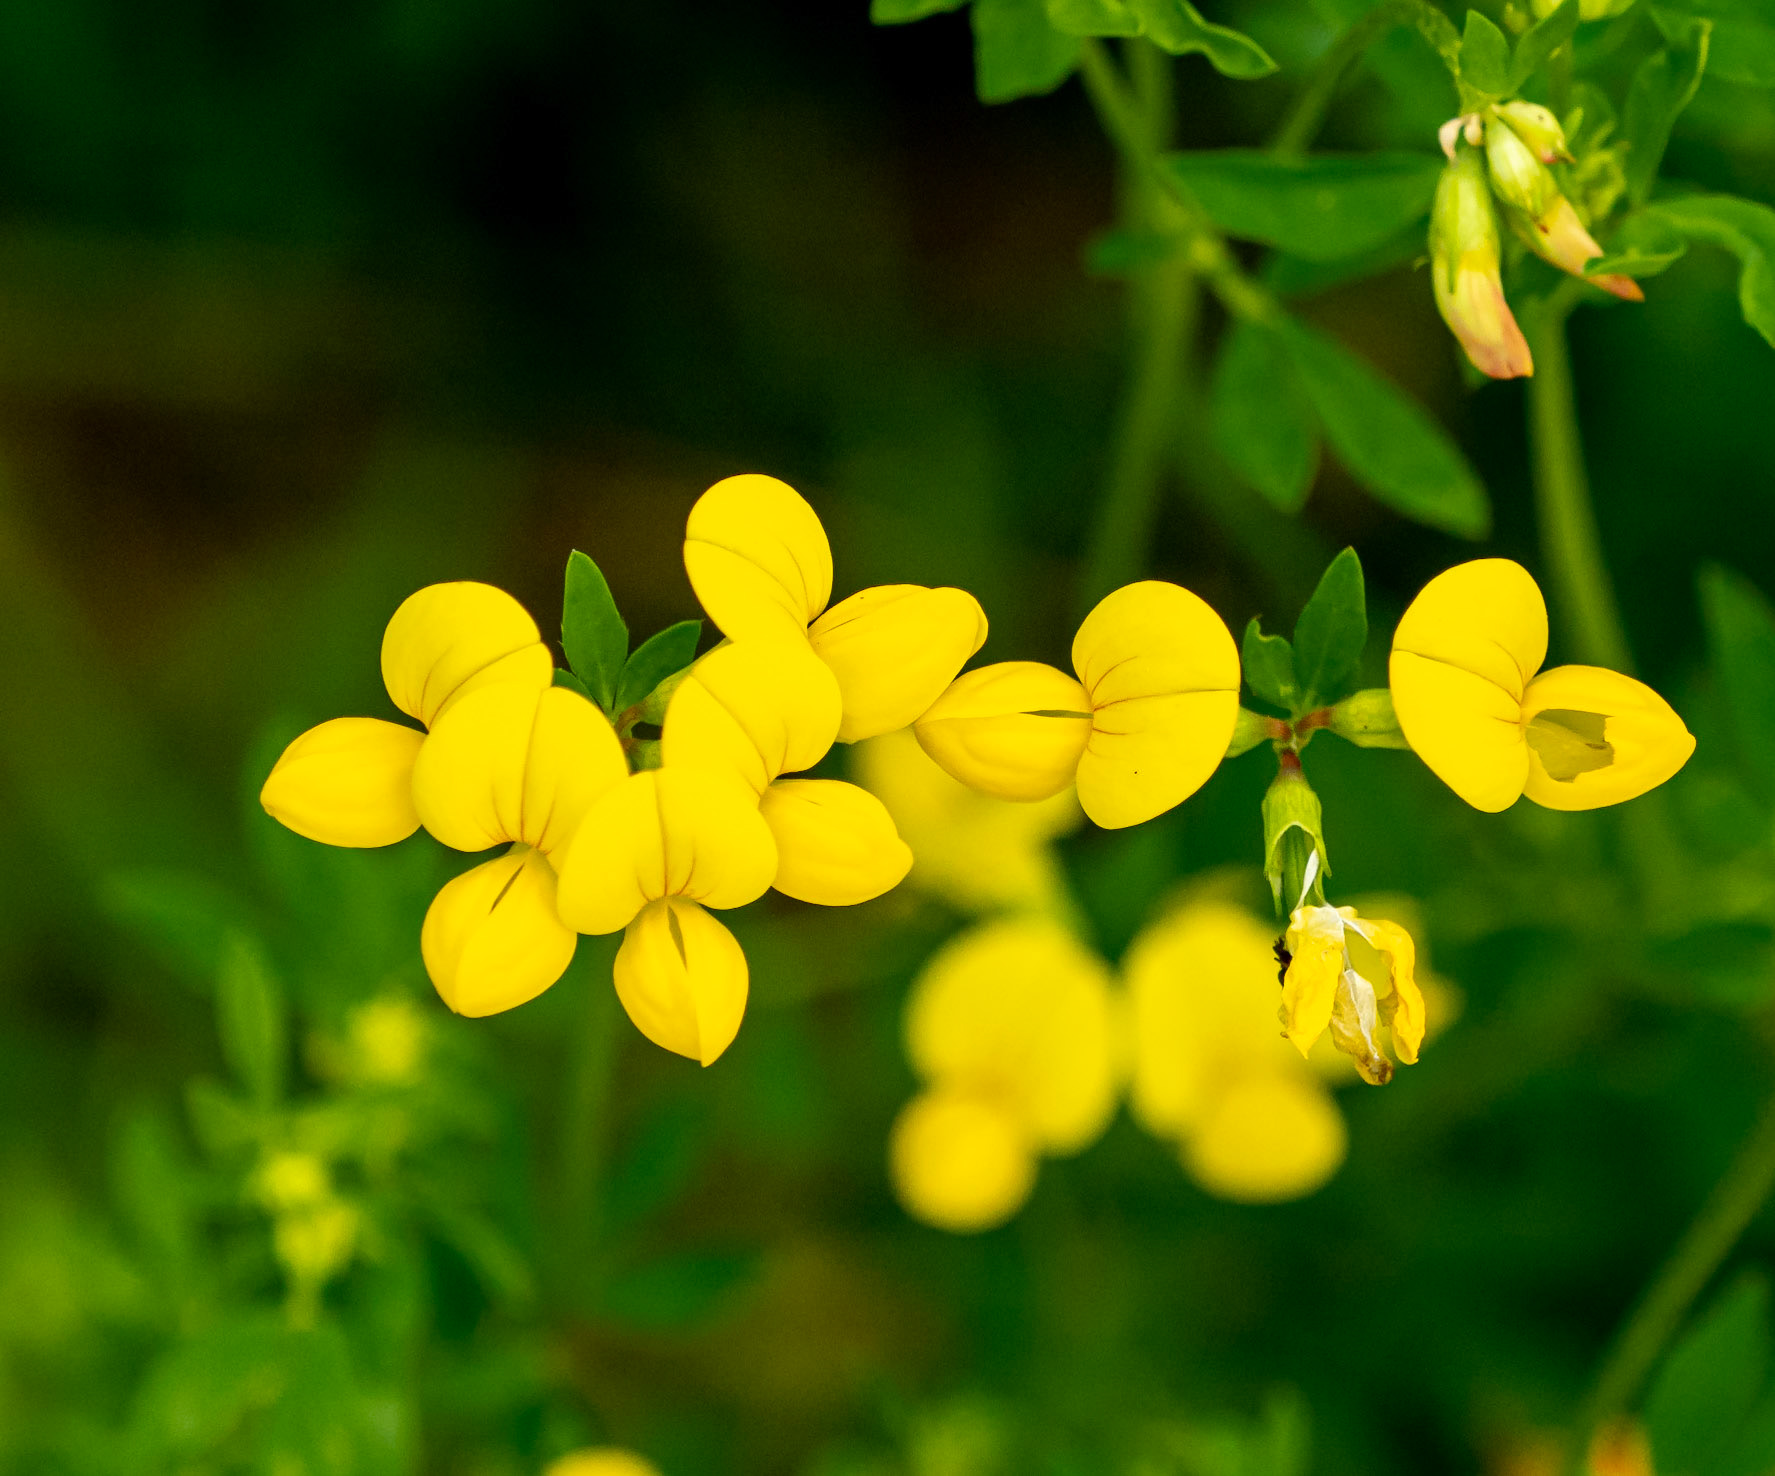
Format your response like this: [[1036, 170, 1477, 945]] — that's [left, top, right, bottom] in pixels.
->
[[558, 943, 621, 1275], [1524, 290, 1635, 673], [1571, 1088, 1775, 1469]]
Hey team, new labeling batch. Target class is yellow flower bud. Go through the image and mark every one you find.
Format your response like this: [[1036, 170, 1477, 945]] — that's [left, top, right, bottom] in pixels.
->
[[683, 474, 834, 642], [379, 581, 552, 727], [906, 916, 1121, 1153], [1182, 1073, 1347, 1204], [1430, 150, 1534, 380], [273, 1199, 359, 1286], [544, 1452, 665, 1476], [758, 778, 912, 905], [411, 683, 629, 855], [661, 639, 842, 795], [613, 896, 749, 1065], [913, 662, 1092, 802], [1485, 113, 1560, 220], [422, 846, 578, 1017], [259, 717, 425, 848], [807, 584, 990, 742], [1070, 581, 1241, 829], [889, 1086, 1036, 1233], [1516, 195, 1644, 302], [554, 768, 778, 935]]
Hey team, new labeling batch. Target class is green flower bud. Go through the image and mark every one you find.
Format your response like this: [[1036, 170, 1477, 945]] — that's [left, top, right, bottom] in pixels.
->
[[1327, 689, 1412, 749], [1485, 113, 1560, 219], [1262, 763, 1330, 912], [1430, 148, 1533, 380], [1494, 101, 1573, 165]]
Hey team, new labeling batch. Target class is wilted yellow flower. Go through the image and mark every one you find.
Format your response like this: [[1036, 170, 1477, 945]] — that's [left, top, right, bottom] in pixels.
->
[[544, 1448, 664, 1476], [684, 474, 988, 741], [914, 580, 1240, 829], [892, 915, 1122, 1231], [260, 581, 551, 847], [855, 727, 1081, 915], [1126, 899, 1346, 1202], [1390, 559, 1694, 812]]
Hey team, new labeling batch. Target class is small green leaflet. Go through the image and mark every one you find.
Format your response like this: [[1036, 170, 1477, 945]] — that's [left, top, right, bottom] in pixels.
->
[[1122, 0, 1274, 76], [1242, 619, 1299, 715], [614, 620, 703, 716], [973, 0, 1080, 102], [1163, 151, 1444, 262], [1647, 194, 1775, 351], [1700, 563, 1775, 803], [1624, 14, 1712, 207], [1459, 10, 1512, 98], [1276, 317, 1491, 539], [562, 549, 629, 713], [1510, 0, 1581, 92], [1292, 548, 1366, 712], [1587, 211, 1688, 281], [1209, 320, 1319, 512]]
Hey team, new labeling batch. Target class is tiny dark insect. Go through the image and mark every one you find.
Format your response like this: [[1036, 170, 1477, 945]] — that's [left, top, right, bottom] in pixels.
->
[[1272, 936, 1292, 987]]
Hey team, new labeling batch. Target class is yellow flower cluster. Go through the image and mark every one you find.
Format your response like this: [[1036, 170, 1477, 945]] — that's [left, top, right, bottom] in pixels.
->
[[261, 475, 988, 1065], [542, 1451, 662, 1476]]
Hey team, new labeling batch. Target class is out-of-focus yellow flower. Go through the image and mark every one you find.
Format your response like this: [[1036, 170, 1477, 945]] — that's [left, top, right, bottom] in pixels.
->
[[544, 1448, 664, 1476], [260, 581, 552, 847], [1587, 1422, 1655, 1476], [892, 915, 1121, 1231], [273, 1200, 360, 1287], [1126, 899, 1346, 1202], [855, 727, 1081, 915], [344, 997, 427, 1086], [253, 1150, 331, 1213], [683, 474, 987, 741], [1390, 559, 1694, 812], [914, 581, 1240, 829], [413, 682, 630, 1016], [1430, 146, 1534, 380]]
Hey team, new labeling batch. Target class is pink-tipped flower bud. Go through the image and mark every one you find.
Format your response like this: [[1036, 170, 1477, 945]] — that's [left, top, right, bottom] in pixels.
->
[[1515, 194, 1645, 302], [1493, 102, 1573, 165], [1429, 149, 1534, 380]]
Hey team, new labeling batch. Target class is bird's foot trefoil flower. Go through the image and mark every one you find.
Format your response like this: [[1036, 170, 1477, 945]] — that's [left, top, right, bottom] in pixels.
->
[[1430, 145, 1534, 380]]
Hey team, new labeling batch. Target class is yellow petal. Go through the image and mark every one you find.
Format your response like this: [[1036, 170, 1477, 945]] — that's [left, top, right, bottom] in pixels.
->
[[1520, 664, 1696, 811], [1070, 582, 1240, 828], [411, 684, 628, 854], [808, 584, 990, 742], [554, 768, 779, 934], [1279, 906, 1347, 1058], [905, 916, 1121, 1153], [661, 638, 842, 795], [888, 1086, 1037, 1233], [544, 1451, 663, 1476], [912, 662, 1092, 802], [1124, 900, 1296, 1137], [380, 582, 551, 727], [683, 473, 834, 641], [758, 778, 913, 905], [1182, 1073, 1346, 1204], [1391, 558, 1548, 700], [854, 728, 1082, 915], [1357, 918, 1425, 1064], [612, 897, 749, 1065], [260, 717, 425, 848], [1389, 650, 1531, 811], [421, 847, 578, 1017]]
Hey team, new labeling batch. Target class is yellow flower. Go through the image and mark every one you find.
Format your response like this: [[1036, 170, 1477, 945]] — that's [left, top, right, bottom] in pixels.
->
[[1389, 559, 1695, 812], [260, 581, 552, 847], [854, 727, 1081, 915], [1279, 869, 1425, 1085], [413, 682, 630, 1017], [892, 916, 1121, 1231], [913, 581, 1240, 829], [1125, 899, 1346, 1202], [543, 1450, 663, 1476], [683, 474, 988, 741]]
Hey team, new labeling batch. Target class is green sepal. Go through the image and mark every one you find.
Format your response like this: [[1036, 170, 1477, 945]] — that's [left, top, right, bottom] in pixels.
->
[[562, 550, 629, 713], [615, 620, 703, 716], [1263, 768, 1329, 913], [1293, 548, 1367, 713], [1459, 10, 1512, 99], [1327, 688, 1411, 749], [1225, 707, 1274, 759], [1242, 618, 1299, 715]]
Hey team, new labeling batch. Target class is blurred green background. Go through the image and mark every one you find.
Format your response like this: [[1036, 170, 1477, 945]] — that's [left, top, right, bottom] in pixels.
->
[[5, 1, 1775, 1472]]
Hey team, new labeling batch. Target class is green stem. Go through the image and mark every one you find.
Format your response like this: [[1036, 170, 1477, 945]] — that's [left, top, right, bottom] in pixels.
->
[[1269, 0, 1414, 157], [1524, 288, 1635, 673], [558, 942, 621, 1278], [1571, 1088, 1775, 1468]]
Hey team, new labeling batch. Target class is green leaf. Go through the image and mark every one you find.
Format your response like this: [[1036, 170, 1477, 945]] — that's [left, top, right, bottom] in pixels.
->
[[1511, 0, 1581, 91], [614, 620, 703, 715], [184, 1078, 259, 1156], [1623, 16, 1711, 207], [1046, 0, 1142, 36], [1085, 225, 1184, 276], [562, 550, 629, 711], [1645, 1272, 1770, 1476], [1587, 212, 1689, 280], [1652, 4, 1775, 87], [1459, 10, 1512, 97], [99, 869, 252, 993], [1647, 194, 1775, 350], [1276, 318, 1491, 538], [597, 1249, 759, 1331], [552, 666, 593, 700], [216, 933, 286, 1108], [972, 0, 1080, 102], [1127, 0, 1276, 76], [1714, 1386, 1775, 1476], [1163, 151, 1444, 262], [871, 0, 968, 21], [1242, 619, 1299, 714], [1210, 321, 1320, 513], [1292, 549, 1367, 712], [1700, 563, 1775, 801]]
